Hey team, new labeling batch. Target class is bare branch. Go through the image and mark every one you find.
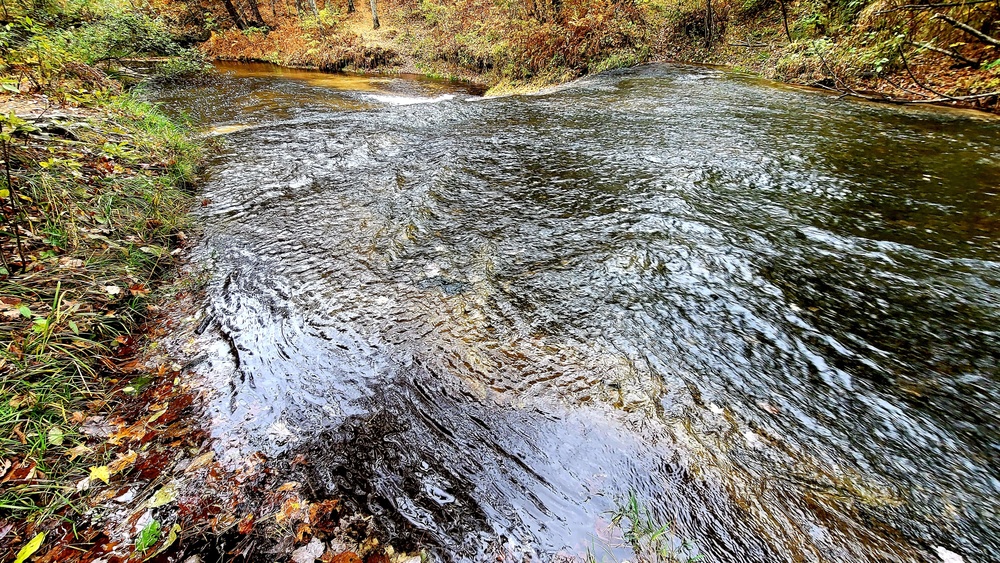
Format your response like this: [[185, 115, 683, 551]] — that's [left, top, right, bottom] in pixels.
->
[[877, 0, 996, 13], [907, 40, 980, 67], [898, 45, 955, 100], [932, 13, 1000, 47]]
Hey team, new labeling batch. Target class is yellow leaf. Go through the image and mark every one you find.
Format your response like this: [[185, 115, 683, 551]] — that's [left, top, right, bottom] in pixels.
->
[[89, 465, 110, 484], [13, 532, 45, 563], [167, 523, 180, 544], [47, 426, 64, 446], [148, 408, 168, 424], [275, 498, 301, 524], [108, 450, 137, 474], [147, 481, 178, 508], [66, 444, 92, 460]]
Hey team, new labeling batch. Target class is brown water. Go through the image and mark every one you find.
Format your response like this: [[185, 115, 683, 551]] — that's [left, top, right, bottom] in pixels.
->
[[151, 62, 1000, 563]]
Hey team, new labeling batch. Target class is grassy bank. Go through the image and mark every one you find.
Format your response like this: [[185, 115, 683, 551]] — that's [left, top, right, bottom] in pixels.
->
[[650, 0, 1000, 110], [0, 88, 200, 515], [0, 0, 209, 558]]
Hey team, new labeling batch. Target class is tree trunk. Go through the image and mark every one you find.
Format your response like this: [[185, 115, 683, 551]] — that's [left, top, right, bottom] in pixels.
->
[[246, 0, 266, 26], [778, 0, 791, 41], [369, 0, 379, 29], [221, 0, 248, 29], [704, 0, 712, 47], [347, 0, 354, 13], [307, 0, 319, 18]]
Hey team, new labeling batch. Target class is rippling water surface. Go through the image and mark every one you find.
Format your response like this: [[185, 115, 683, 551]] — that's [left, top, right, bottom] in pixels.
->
[[152, 62, 1000, 563]]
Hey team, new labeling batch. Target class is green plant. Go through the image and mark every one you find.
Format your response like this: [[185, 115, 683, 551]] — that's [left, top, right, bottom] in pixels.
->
[[589, 492, 704, 563], [135, 520, 161, 552], [63, 12, 179, 66], [798, 12, 829, 37]]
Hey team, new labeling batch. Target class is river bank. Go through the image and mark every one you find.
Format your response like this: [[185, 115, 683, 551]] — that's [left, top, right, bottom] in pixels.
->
[[184, 0, 999, 109], [0, 87, 408, 563], [0, 80, 211, 553]]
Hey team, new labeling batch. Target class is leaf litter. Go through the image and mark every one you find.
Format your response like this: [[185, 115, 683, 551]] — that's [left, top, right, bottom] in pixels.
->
[[1, 287, 420, 563]]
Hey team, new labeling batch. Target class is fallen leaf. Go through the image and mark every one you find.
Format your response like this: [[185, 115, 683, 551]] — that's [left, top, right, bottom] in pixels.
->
[[71, 410, 86, 423], [129, 283, 150, 297], [58, 257, 85, 269], [295, 522, 312, 543], [103, 285, 121, 295], [275, 498, 302, 525], [89, 465, 110, 484], [330, 551, 362, 563], [108, 450, 138, 473], [147, 481, 178, 508], [12, 423, 26, 444], [81, 416, 114, 437], [13, 532, 45, 563], [185, 451, 215, 473], [148, 407, 168, 424], [47, 426, 64, 446], [66, 444, 92, 460], [108, 422, 148, 444], [237, 513, 254, 535], [9, 393, 37, 408], [276, 481, 301, 492]]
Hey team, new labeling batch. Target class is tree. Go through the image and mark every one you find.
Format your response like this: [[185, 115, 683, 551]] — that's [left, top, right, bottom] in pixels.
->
[[704, 0, 712, 47], [347, 0, 354, 13], [244, 0, 267, 27], [369, 0, 379, 29], [221, 0, 248, 29], [777, 0, 791, 42]]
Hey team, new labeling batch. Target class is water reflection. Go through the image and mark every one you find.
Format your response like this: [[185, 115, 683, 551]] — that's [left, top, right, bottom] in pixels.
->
[[152, 64, 1000, 563]]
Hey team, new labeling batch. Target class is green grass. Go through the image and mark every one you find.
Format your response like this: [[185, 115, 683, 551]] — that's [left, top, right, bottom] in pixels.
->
[[0, 87, 201, 524], [587, 492, 704, 563]]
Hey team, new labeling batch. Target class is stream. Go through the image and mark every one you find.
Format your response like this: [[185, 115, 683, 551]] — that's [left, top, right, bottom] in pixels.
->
[[151, 62, 1000, 563]]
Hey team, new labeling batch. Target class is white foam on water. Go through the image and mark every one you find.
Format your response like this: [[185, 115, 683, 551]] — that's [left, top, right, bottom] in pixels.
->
[[935, 546, 964, 563], [369, 93, 456, 105]]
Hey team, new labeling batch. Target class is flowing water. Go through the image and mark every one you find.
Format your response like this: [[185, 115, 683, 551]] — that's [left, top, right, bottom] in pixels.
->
[[151, 62, 1000, 563]]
